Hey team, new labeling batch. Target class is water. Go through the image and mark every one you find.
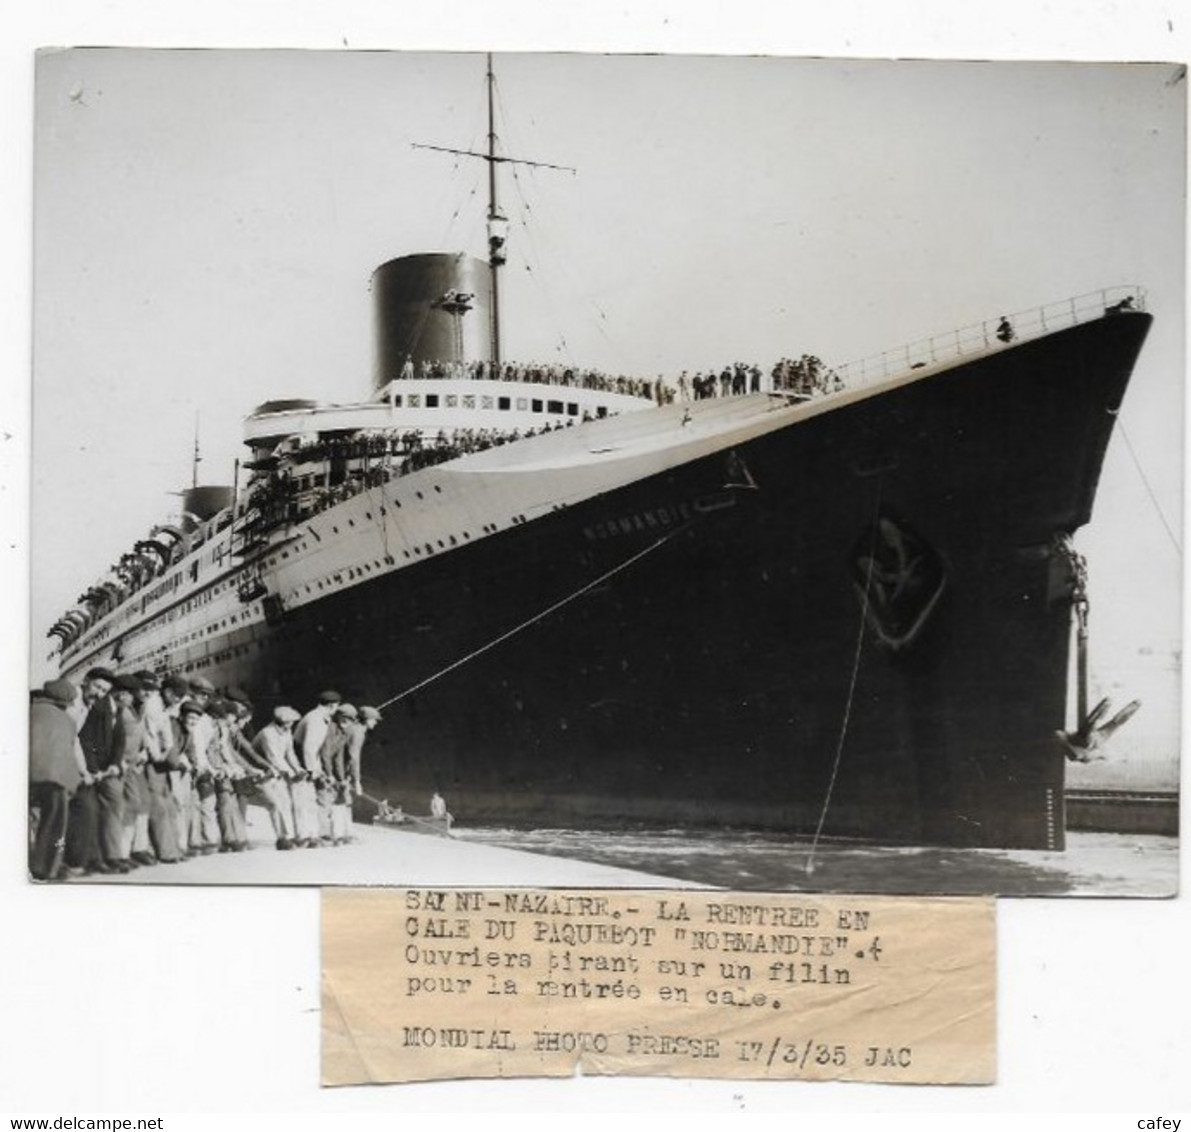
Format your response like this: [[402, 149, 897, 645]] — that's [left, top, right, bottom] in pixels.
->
[[453, 826, 1178, 897]]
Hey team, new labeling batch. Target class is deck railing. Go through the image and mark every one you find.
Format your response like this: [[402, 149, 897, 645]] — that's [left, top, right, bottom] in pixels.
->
[[831, 285, 1147, 390]]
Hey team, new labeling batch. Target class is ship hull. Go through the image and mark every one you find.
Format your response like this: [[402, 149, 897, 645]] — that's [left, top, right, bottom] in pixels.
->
[[67, 313, 1151, 849]]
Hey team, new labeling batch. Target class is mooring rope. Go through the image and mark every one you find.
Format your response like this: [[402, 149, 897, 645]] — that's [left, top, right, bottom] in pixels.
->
[[804, 487, 882, 876], [1117, 415, 1182, 558], [374, 524, 688, 712]]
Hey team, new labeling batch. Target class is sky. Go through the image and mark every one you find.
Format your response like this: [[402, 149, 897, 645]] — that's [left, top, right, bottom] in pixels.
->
[[29, 47, 1185, 784]]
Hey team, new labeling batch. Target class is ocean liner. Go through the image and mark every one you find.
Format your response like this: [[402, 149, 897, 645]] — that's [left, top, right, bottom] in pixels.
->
[[46, 59, 1152, 851]]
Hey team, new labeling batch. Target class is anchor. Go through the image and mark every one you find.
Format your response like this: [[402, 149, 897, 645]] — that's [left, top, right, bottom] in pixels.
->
[[1053, 535, 1142, 762], [1058, 696, 1142, 763]]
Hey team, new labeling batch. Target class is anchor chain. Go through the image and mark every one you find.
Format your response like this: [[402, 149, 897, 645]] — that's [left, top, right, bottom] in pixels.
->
[[1052, 534, 1140, 762], [1054, 534, 1091, 728]]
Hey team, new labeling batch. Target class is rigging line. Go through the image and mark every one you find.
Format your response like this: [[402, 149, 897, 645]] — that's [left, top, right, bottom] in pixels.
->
[[525, 191, 630, 368], [431, 75, 489, 250], [439, 178, 482, 250], [494, 100, 625, 368], [1116, 415, 1182, 558], [437, 157, 485, 250], [508, 165, 575, 363], [805, 483, 883, 877], [374, 524, 689, 712], [492, 79, 578, 176], [508, 162, 625, 369], [396, 299, 435, 363]]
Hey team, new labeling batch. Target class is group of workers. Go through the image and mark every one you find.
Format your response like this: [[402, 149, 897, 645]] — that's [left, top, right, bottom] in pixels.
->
[[28, 668, 382, 882]]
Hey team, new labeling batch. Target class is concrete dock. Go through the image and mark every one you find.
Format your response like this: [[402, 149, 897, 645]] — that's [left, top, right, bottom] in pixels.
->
[[71, 808, 687, 888], [64, 805, 1178, 896]]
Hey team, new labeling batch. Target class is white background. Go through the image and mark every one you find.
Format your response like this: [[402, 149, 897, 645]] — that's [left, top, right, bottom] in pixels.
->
[[2, 0, 1188, 1120]]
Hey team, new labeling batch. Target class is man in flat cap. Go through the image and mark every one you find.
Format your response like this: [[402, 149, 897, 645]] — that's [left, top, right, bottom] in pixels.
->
[[177, 697, 219, 855], [224, 694, 267, 834], [325, 705, 358, 845], [201, 698, 244, 852], [134, 671, 181, 863], [184, 678, 223, 853], [293, 690, 341, 848], [159, 675, 193, 857], [110, 674, 152, 871], [29, 679, 80, 881], [349, 706, 382, 799], [64, 667, 115, 876], [91, 671, 131, 872], [252, 705, 303, 849]]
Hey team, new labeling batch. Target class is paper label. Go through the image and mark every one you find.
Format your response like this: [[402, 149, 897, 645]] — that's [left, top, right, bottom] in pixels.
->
[[322, 888, 995, 1085]]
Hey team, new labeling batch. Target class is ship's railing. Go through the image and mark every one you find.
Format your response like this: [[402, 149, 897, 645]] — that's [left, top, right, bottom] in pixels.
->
[[831, 285, 1147, 390]]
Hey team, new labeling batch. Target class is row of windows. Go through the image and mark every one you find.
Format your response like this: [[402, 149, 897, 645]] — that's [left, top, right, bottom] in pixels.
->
[[172, 637, 267, 675], [288, 507, 537, 605], [395, 392, 591, 417]]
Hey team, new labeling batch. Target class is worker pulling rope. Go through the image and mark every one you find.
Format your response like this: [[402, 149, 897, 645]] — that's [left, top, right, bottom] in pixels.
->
[[374, 523, 691, 713]]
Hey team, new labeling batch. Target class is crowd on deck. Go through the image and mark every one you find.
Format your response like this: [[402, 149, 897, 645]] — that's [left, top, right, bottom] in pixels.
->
[[242, 354, 841, 531], [402, 356, 664, 401], [244, 421, 579, 524], [28, 669, 384, 881], [399, 354, 842, 404]]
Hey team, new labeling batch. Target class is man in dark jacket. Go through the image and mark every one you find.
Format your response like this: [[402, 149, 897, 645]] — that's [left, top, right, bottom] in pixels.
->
[[29, 679, 81, 881], [64, 667, 115, 875], [88, 672, 128, 871]]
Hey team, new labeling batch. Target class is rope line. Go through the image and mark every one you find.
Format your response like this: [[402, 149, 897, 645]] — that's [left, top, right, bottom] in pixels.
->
[[374, 525, 688, 712], [805, 486, 882, 876], [1117, 416, 1182, 558]]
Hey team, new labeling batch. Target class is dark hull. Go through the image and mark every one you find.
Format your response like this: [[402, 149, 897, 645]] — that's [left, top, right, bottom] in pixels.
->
[[139, 314, 1152, 849]]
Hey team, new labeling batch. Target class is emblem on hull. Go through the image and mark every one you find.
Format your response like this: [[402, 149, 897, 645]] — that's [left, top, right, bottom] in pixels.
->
[[850, 511, 947, 651]]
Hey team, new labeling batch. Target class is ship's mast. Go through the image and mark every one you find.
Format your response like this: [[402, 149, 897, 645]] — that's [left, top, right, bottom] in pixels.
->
[[412, 56, 574, 373], [486, 53, 504, 370], [191, 411, 202, 489]]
